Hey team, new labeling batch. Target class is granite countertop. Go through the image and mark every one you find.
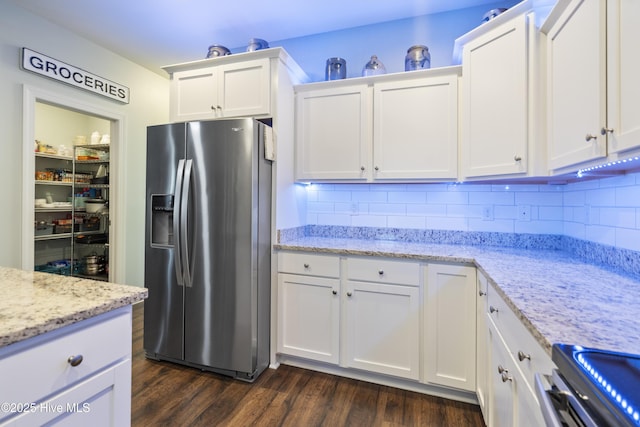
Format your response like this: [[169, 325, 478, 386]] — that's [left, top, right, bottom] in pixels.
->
[[0, 267, 147, 348], [275, 236, 640, 357]]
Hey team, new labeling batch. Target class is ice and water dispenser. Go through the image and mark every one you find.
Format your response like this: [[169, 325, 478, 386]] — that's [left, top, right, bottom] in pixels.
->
[[150, 194, 174, 247]]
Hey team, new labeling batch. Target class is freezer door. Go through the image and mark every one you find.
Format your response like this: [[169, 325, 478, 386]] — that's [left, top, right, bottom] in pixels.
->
[[183, 119, 269, 374], [144, 123, 186, 361]]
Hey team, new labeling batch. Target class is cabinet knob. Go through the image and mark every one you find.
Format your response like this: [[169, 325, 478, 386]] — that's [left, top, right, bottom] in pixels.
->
[[360, 166, 365, 172], [67, 354, 83, 367], [517, 350, 531, 362], [514, 155, 522, 162], [347, 292, 352, 297], [497, 365, 508, 374], [601, 127, 614, 135], [378, 269, 384, 276], [303, 263, 310, 269], [478, 290, 486, 296], [374, 166, 379, 171], [585, 133, 598, 142], [501, 372, 513, 383], [332, 290, 337, 295], [489, 306, 498, 314], [210, 105, 216, 111]]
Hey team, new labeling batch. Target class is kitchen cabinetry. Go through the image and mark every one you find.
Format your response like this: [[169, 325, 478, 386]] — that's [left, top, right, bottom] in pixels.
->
[[295, 84, 371, 180], [486, 285, 554, 427], [424, 263, 476, 391], [168, 58, 271, 122], [0, 307, 132, 426], [457, 2, 549, 179], [543, 0, 640, 172], [295, 68, 460, 182], [475, 271, 490, 425], [34, 144, 110, 281], [344, 257, 420, 380], [277, 253, 340, 364]]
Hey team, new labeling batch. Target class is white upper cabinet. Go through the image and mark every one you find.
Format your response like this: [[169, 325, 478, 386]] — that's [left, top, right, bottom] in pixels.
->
[[543, 0, 607, 171], [605, 0, 640, 155], [169, 58, 270, 122], [373, 75, 458, 180], [295, 84, 371, 181], [295, 68, 460, 182], [457, 2, 550, 180], [543, 0, 640, 172]]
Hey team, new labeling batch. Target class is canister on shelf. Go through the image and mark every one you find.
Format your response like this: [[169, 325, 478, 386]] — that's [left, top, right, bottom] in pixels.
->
[[405, 45, 431, 71], [325, 57, 346, 80]]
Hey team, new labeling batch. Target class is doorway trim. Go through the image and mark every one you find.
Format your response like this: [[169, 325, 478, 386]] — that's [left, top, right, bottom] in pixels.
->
[[22, 84, 126, 283]]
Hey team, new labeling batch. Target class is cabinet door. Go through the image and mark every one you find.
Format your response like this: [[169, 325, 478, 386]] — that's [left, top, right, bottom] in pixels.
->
[[424, 263, 476, 391], [373, 75, 458, 180], [462, 14, 528, 178], [170, 67, 218, 121], [488, 319, 517, 427], [218, 59, 271, 118], [343, 281, 420, 380], [295, 85, 371, 181], [476, 272, 490, 425], [277, 273, 340, 364], [607, 0, 640, 154], [546, 0, 607, 170]]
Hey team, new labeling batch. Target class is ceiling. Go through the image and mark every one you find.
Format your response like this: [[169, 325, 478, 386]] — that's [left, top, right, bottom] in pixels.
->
[[12, 0, 502, 75]]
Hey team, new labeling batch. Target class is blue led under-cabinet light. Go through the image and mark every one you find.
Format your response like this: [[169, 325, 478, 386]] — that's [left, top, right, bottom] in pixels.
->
[[574, 349, 640, 424]]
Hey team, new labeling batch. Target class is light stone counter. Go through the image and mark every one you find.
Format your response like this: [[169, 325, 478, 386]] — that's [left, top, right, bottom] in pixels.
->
[[0, 266, 147, 348], [275, 237, 640, 356]]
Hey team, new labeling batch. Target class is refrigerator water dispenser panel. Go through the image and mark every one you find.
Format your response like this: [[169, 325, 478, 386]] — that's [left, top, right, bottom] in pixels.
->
[[151, 194, 174, 247]]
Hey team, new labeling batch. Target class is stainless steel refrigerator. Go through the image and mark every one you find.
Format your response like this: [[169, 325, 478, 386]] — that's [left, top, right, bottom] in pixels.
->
[[143, 118, 272, 382]]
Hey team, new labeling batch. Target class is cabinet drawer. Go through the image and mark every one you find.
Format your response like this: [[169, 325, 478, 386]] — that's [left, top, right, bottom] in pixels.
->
[[346, 257, 420, 286], [278, 252, 340, 278], [0, 308, 131, 407], [487, 287, 555, 388]]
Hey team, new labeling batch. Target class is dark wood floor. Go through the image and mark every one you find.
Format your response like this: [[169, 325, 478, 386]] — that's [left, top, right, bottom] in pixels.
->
[[131, 302, 485, 427]]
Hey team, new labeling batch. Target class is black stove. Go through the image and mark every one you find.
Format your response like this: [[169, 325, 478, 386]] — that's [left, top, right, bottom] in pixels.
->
[[537, 343, 640, 427]]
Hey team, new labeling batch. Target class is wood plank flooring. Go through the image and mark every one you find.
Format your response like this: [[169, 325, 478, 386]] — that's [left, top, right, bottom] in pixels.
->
[[131, 302, 485, 426]]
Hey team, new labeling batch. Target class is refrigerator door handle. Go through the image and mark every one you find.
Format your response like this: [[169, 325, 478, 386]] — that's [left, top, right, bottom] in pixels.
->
[[181, 159, 193, 288], [173, 159, 185, 286]]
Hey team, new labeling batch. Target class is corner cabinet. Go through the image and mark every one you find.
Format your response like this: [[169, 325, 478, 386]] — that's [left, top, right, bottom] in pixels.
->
[[295, 67, 460, 182], [424, 263, 476, 392], [456, 1, 552, 180], [542, 0, 640, 172]]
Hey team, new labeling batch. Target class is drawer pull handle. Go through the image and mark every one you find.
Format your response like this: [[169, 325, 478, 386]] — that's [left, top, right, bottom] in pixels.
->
[[518, 351, 531, 362], [497, 365, 507, 374], [67, 355, 83, 367], [501, 372, 513, 383], [303, 263, 310, 269], [378, 270, 384, 276], [332, 290, 337, 295], [489, 306, 498, 314]]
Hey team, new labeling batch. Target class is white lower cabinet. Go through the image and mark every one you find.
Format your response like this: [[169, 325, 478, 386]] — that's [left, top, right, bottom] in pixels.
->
[[476, 271, 490, 425], [424, 263, 476, 391], [277, 253, 341, 364], [0, 307, 132, 426], [485, 286, 554, 427], [343, 279, 420, 380]]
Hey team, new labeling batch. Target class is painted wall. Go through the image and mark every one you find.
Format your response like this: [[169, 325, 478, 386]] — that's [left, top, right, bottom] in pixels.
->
[[246, 1, 520, 82], [0, 1, 169, 286]]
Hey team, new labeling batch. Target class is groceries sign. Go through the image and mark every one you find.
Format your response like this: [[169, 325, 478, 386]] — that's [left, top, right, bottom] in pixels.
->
[[21, 48, 130, 104]]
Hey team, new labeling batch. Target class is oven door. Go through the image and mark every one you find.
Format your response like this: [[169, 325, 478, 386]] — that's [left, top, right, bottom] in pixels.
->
[[535, 371, 600, 427]]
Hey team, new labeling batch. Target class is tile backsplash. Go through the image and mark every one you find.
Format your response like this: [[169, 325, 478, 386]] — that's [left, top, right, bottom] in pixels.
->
[[302, 170, 640, 252]]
